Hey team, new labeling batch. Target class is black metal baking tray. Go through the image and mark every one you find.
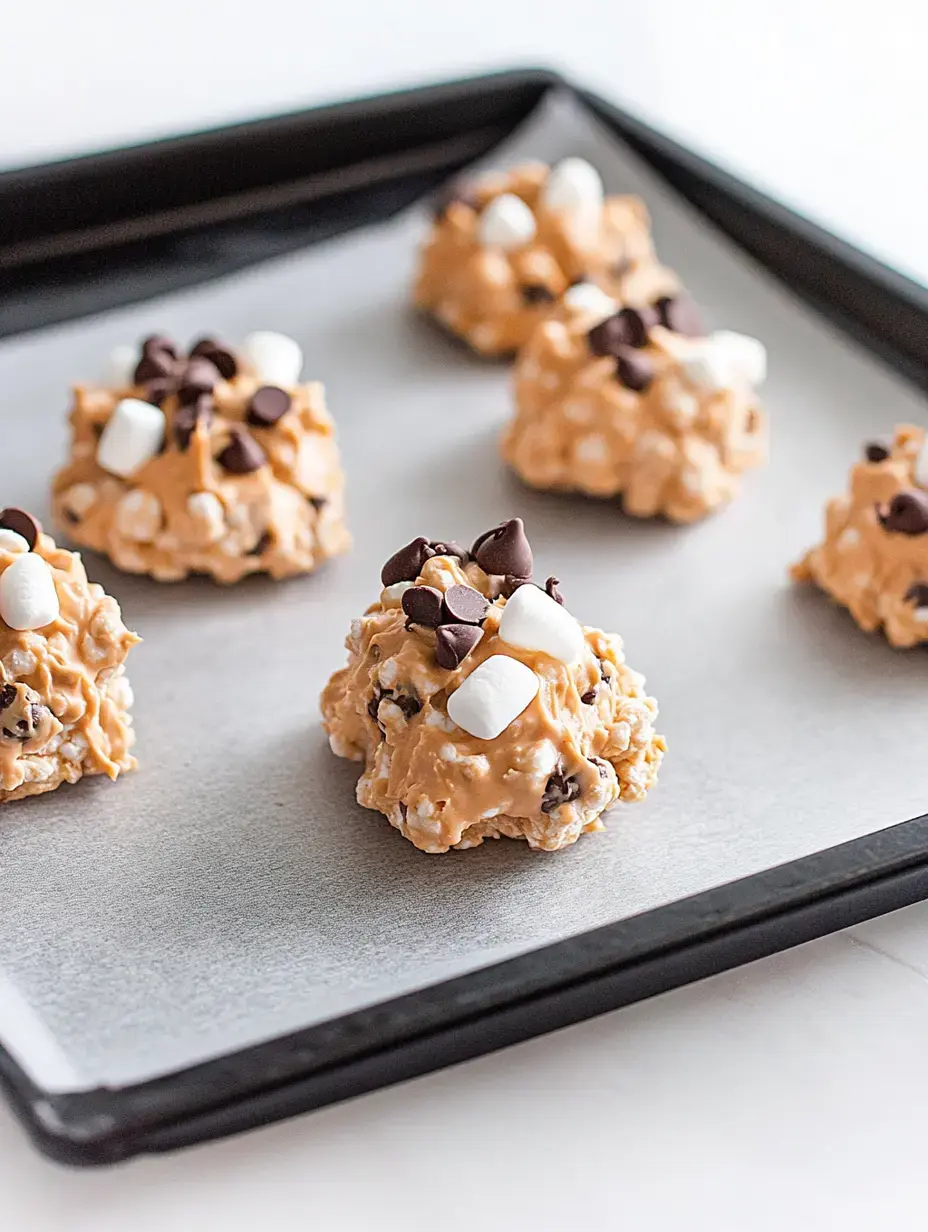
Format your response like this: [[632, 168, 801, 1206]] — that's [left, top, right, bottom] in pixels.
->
[[1, 68, 928, 1167]]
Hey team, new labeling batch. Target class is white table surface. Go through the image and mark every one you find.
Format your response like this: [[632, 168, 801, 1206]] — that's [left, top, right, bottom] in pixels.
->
[[4, 1, 928, 1225]]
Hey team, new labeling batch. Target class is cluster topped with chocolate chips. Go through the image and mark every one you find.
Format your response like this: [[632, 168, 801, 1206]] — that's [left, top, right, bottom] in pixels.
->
[[504, 280, 768, 523], [321, 517, 664, 854], [792, 424, 928, 647], [51, 330, 350, 583], [414, 158, 679, 357]]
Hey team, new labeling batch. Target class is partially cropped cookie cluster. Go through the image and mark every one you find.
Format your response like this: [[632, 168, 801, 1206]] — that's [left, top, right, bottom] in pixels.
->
[[322, 519, 663, 853]]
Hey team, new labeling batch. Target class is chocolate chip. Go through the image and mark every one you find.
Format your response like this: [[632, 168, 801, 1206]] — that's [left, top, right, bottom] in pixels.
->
[[541, 771, 582, 814], [430, 540, 470, 563], [435, 623, 483, 670], [501, 575, 531, 599], [588, 307, 655, 356], [190, 337, 238, 380], [143, 378, 174, 406], [441, 584, 488, 626], [0, 507, 40, 550], [472, 518, 533, 578], [879, 490, 928, 536], [308, 496, 328, 511], [177, 356, 221, 405], [589, 756, 611, 778], [906, 582, 928, 607], [656, 295, 703, 337], [393, 694, 422, 721], [580, 688, 597, 705], [217, 428, 266, 474], [522, 284, 556, 306], [134, 350, 176, 384], [248, 530, 272, 556], [864, 440, 891, 463], [0, 683, 16, 709], [616, 348, 654, 392], [173, 396, 213, 450], [246, 386, 292, 428], [402, 585, 444, 628], [544, 576, 564, 605], [141, 334, 179, 358], [381, 537, 434, 587], [367, 691, 383, 722]]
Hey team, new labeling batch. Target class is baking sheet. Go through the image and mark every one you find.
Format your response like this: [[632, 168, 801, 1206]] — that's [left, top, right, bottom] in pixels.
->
[[2, 91, 927, 1095]]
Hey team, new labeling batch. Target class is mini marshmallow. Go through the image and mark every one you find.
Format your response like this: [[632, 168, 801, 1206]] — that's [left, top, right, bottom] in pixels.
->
[[97, 398, 165, 479], [713, 330, 767, 387], [916, 442, 928, 489], [476, 194, 537, 251], [446, 654, 539, 741], [0, 552, 60, 631], [102, 344, 139, 389], [541, 158, 605, 215], [0, 530, 29, 554], [498, 583, 585, 665], [241, 331, 303, 387], [562, 282, 617, 319], [680, 344, 735, 392]]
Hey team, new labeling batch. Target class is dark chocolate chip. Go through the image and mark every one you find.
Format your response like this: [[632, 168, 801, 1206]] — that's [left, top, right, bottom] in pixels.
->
[[177, 356, 222, 404], [522, 284, 556, 306], [541, 771, 582, 814], [471, 518, 533, 578], [441, 584, 489, 626], [580, 688, 597, 705], [879, 490, 928, 536], [393, 694, 422, 721], [905, 582, 928, 608], [587, 306, 655, 356], [402, 585, 444, 628], [246, 385, 292, 428], [656, 295, 703, 337], [141, 334, 179, 358], [173, 396, 213, 450], [381, 536, 434, 587], [615, 348, 654, 392], [589, 756, 611, 778], [544, 576, 564, 605], [217, 428, 266, 474], [190, 337, 238, 379], [0, 683, 16, 709], [143, 377, 174, 406], [435, 623, 483, 670], [501, 575, 531, 599], [308, 496, 328, 511], [367, 691, 383, 722], [248, 530, 272, 557], [864, 440, 891, 463], [429, 540, 470, 563], [0, 507, 40, 550], [134, 350, 176, 384]]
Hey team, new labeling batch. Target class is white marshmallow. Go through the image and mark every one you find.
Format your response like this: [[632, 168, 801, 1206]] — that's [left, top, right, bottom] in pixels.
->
[[102, 344, 139, 388], [498, 583, 585, 665], [562, 282, 617, 320], [680, 344, 735, 392], [241, 331, 303, 387], [97, 399, 165, 478], [914, 442, 928, 489], [446, 655, 539, 741], [0, 530, 29, 554], [381, 581, 415, 605], [542, 158, 605, 215], [0, 553, 60, 631], [713, 330, 767, 387], [476, 194, 537, 251]]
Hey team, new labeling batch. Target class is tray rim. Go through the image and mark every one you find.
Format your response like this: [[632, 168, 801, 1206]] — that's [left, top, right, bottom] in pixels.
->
[[2, 66, 928, 1166]]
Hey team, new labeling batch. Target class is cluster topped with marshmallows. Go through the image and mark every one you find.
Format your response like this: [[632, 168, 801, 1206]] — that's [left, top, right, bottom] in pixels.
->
[[321, 518, 663, 853], [504, 282, 768, 523], [413, 158, 678, 357], [51, 330, 350, 583], [0, 510, 138, 803]]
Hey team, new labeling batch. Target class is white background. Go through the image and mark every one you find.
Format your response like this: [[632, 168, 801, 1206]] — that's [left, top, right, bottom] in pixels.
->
[[4, 2, 928, 1227]]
